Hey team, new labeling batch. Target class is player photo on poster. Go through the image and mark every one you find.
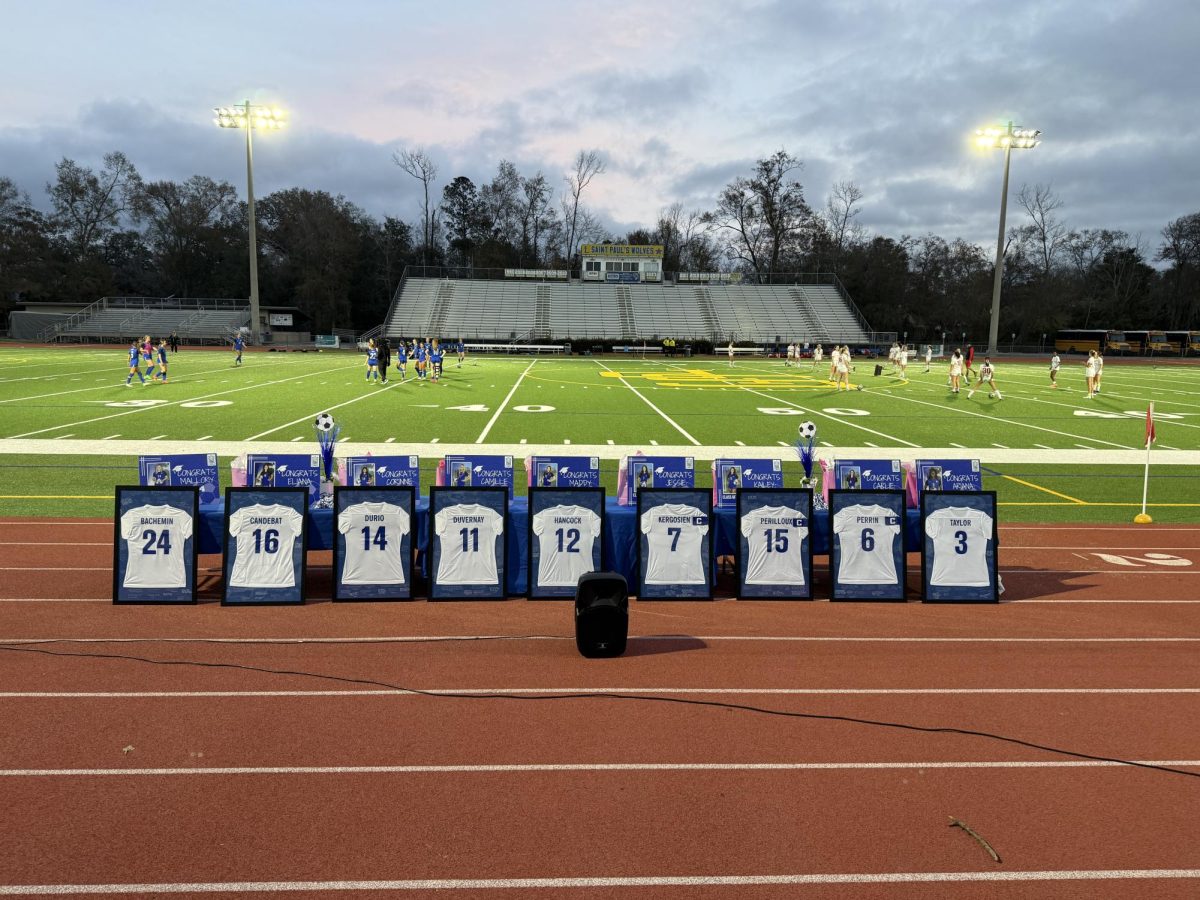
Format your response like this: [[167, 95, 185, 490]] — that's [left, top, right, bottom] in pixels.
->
[[428, 487, 508, 600], [829, 489, 907, 601], [113, 486, 200, 604], [921, 491, 1000, 603], [528, 488, 605, 599], [333, 486, 415, 601], [221, 487, 308, 606], [736, 488, 814, 600], [637, 488, 713, 600]]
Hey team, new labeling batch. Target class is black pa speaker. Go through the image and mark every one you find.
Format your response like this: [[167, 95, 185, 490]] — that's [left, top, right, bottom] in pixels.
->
[[874, 363, 883, 377], [575, 572, 629, 658]]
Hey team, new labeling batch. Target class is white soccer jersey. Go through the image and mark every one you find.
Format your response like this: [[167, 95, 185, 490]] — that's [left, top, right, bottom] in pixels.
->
[[832, 503, 902, 585], [120, 504, 194, 589], [434, 503, 505, 585], [532, 504, 602, 587], [740, 505, 808, 586], [924, 506, 995, 587], [338, 501, 411, 585], [227, 503, 304, 588], [641, 502, 708, 585]]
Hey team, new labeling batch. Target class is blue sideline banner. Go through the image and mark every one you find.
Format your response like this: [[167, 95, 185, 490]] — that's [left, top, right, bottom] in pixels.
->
[[139, 454, 220, 507], [916, 459, 982, 495], [113, 486, 200, 605], [528, 488, 605, 599], [637, 488, 713, 600], [829, 489, 906, 601], [714, 458, 784, 509], [833, 458, 902, 491], [245, 454, 321, 507], [444, 455, 515, 497], [921, 491, 999, 603], [428, 487, 508, 600], [333, 486, 415, 601], [345, 455, 420, 488], [221, 487, 308, 606], [529, 456, 601, 489], [736, 488, 813, 600]]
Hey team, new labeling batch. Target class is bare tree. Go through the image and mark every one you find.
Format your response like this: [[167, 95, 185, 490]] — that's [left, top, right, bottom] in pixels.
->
[[709, 150, 810, 277], [1016, 183, 1068, 278], [823, 180, 864, 275], [392, 148, 438, 265], [517, 172, 554, 266], [47, 151, 142, 260], [561, 150, 605, 265]]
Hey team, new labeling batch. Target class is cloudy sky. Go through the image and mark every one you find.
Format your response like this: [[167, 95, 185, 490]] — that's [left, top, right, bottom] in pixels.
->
[[2, 0, 1196, 253]]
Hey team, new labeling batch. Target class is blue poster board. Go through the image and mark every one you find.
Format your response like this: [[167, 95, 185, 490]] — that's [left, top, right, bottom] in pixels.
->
[[445, 455, 514, 497], [245, 454, 321, 507], [528, 488, 605, 598], [829, 489, 907, 601], [637, 488, 713, 600], [333, 486, 415, 601], [627, 456, 695, 497], [921, 491, 999, 603], [345, 455, 420, 488], [714, 458, 784, 509], [833, 459, 902, 491], [138, 454, 220, 507], [916, 459, 982, 495], [428, 487, 508, 600], [530, 456, 601, 489], [221, 487, 308, 606], [113, 486, 200, 604], [736, 488, 813, 600]]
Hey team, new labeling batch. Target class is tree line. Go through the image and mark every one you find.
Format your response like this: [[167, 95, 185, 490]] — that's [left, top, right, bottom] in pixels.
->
[[2, 147, 1196, 340]]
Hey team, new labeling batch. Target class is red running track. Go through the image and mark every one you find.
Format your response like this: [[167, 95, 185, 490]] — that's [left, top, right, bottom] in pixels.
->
[[0, 521, 1198, 898]]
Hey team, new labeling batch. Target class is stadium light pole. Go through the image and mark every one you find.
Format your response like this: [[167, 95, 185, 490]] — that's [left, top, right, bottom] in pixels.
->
[[975, 122, 1040, 356], [213, 101, 287, 343]]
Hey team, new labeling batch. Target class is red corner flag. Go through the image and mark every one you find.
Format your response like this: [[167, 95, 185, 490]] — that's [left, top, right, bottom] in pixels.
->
[[1145, 404, 1156, 446]]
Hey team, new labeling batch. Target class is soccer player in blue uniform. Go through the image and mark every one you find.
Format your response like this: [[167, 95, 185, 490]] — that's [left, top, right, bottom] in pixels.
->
[[725, 466, 740, 492], [395, 340, 408, 382], [415, 340, 427, 381], [155, 339, 169, 383], [454, 463, 471, 487], [125, 340, 147, 386], [141, 335, 156, 380], [540, 464, 555, 487], [233, 334, 245, 366], [365, 339, 380, 383], [429, 340, 443, 383], [456, 339, 465, 368], [152, 463, 170, 485], [637, 464, 652, 488]]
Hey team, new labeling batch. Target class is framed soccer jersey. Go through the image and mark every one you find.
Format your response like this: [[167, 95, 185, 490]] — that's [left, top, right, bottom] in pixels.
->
[[428, 487, 508, 600], [736, 488, 813, 600], [921, 491, 999, 603], [528, 488, 605, 599], [221, 487, 308, 606], [113, 486, 200, 604], [333, 486, 415, 601], [636, 488, 713, 600], [829, 489, 907, 601]]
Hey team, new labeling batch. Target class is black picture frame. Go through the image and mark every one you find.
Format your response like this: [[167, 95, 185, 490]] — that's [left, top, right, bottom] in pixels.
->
[[921, 490, 1000, 603], [220, 487, 308, 606], [736, 488, 814, 600], [828, 489, 907, 602], [113, 485, 200, 605], [428, 487, 509, 600], [527, 487, 606, 599], [636, 488, 714, 600], [333, 486, 416, 601]]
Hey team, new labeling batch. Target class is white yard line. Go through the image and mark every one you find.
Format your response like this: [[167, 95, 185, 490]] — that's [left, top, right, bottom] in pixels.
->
[[243, 374, 400, 441], [475, 360, 536, 444], [594, 360, 699, 445]]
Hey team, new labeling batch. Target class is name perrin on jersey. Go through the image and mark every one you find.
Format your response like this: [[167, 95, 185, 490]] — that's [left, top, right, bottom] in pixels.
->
[[434, 503, 505, 585], [227, 503, 304, 588], [120, 504, 194, 589], [832, 503, 902, 584], [924, 507, 995, 587], [338, 501, 411, 585], [641, 502, 708, 585], [531, 504, 602, 587], [740, 505, 808, 586]]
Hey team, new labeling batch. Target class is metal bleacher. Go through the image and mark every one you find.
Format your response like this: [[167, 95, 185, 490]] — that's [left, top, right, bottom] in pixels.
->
[[43, 297, 250, 344], [382, 273, 872, 344]]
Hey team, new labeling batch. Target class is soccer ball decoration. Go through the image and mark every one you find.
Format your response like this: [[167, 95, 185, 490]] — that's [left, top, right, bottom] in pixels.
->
[[797, 421, 817, 441], [314, 412, 335, 432]]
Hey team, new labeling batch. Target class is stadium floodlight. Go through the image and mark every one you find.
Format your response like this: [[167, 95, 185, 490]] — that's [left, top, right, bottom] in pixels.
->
[[974, 121, 1041, 356], [213, 100, 288, 343]]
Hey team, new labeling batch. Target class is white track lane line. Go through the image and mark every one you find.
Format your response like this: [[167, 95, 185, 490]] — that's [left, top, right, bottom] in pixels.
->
[[2, 688, 1198, 698], [3, 635, 1200, 644]]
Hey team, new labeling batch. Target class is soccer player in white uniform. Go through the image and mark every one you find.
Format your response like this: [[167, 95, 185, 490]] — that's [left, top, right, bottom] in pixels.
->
[[434, 503, 505, 585], [924, 345, 933, 372], [641, 502, 708, 585], [1049, 351, 1061, 388], [1084, 350, 1097, 399], [896, 345, 909, 377], [948, 350, 963, 394], [740, 505, 808, 586], [119, 503, 193, 588], [531, 504, 602, 587], [1094, 351, 1104, 394], [812, 344, 823, 370], [832, 502, 902, 585], [968, 357, 1002, 400], [834, 346, 850, 391], [924, 505, 994, 587], [727, 340, 735, 367], [786, 342, 796, 367], [338, 501, 411, 585], [227, 503, 305, 588]]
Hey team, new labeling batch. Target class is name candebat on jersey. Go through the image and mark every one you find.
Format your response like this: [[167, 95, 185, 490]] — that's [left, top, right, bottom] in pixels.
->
[[248, 516, 284, 525]]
